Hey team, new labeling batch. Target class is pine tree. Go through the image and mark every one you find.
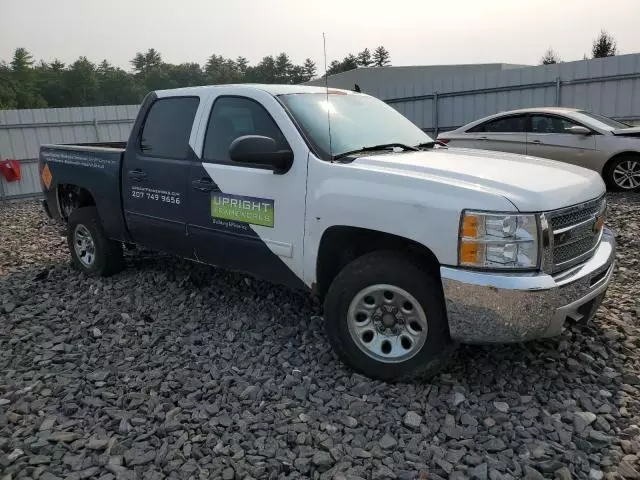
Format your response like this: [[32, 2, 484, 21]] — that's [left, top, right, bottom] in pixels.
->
[[144, 49, 162, 69], [10, 47, 34, 72], [592, 30, 617, 58], [372, 46, 391, 67], [98, 60, 113, 73], [130, 49, 162, 74], [9, 47, 47, 108], [274, 53, 293, 83], [235, 56, 249, 76], [540, 48, 561, 65], [341, 54, 359, 71], [357, 48, 372, 67], [302, 58, 316, 80], [50, 59, 65, 71]]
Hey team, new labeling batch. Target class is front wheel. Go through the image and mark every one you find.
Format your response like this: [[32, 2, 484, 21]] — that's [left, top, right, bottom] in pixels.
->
[[323, 251, 455, 381], [605, 154, 640, 191], [67, 207, 124, 277]]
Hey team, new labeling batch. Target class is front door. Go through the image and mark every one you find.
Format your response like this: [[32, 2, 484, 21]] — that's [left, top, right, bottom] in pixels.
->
[[122, 96, 201, 256], [526, 114, 597, 167], [186, 90, 308, 289]]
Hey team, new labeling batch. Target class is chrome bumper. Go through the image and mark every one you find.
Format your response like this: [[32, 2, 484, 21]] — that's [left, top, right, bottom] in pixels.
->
[[441, 228, 616, 343]]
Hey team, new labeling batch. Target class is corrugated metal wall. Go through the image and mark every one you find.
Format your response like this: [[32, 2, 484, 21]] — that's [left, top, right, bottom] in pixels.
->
[[2, 53, 640, 200], [0, 105, 138, 200], [379, 54, 640, 134]]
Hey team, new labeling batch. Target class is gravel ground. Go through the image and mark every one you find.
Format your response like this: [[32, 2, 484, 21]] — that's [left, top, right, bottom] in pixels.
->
[[1, 194, 639, 480]]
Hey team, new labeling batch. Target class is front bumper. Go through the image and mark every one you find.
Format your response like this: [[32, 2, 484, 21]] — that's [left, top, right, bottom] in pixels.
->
[[441, 228, 616, 343]]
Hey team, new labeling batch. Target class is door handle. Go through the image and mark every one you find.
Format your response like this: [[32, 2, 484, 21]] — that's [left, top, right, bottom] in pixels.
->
[[479, 136, 488, 140], [531, 140, 542, 144], [128, 169, 148, 182], [191, 178, 220, 192]]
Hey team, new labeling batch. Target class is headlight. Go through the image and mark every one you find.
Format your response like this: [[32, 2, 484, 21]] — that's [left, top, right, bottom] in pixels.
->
[[458, 211, 539, 270]]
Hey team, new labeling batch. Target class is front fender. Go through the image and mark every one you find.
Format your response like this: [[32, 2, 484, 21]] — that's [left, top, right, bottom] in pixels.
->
[[302, 158, 516, 286]]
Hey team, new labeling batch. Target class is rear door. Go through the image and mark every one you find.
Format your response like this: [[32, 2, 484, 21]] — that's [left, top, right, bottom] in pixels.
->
[[122, 95, 202, 256], [526, 114, 597, 166], [186, 88, 309, 289], [441, 128, 484, 149], [471, 114, 528, 154]]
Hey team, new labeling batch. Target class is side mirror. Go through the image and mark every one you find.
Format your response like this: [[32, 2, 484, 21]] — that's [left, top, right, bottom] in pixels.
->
[[567, 125, 591, 135], [228, 135, 293, 174]]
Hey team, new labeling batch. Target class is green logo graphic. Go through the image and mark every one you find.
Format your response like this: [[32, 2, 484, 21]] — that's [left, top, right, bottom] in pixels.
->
[[211, 193, 274, 228]]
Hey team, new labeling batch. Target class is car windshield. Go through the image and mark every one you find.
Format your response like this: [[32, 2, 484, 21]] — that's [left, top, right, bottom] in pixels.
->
[[574, 110, 630, 130], [278, 93, 433, 160]]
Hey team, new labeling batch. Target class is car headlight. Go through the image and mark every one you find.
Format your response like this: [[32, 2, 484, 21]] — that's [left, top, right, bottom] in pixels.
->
[[458, 211, 539, 270]]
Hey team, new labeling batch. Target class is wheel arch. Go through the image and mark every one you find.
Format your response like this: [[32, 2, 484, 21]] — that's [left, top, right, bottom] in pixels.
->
[[315, 225, 441, 300], [56, 183, 97, 220]]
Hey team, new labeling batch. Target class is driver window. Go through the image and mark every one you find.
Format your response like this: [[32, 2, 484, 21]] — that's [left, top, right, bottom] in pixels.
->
[[530, 114, 581, 134], [202, 96, 289, 164]]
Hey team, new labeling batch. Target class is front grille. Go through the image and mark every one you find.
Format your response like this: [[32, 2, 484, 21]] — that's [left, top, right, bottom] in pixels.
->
[[548, 197, 603, 230], [554, 234, 600, 265], [546, 196, 606, 273]]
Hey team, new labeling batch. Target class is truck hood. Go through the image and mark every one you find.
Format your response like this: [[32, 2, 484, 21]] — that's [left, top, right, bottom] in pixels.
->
[[351, 147, 605, 212]]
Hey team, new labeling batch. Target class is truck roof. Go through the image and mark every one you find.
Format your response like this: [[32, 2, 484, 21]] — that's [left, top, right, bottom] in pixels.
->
[[154, 84, 354, 97]]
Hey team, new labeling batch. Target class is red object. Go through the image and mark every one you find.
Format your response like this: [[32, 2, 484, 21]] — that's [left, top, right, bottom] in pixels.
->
[[438, 138, 450, 144], [0, 159, 21, 182]]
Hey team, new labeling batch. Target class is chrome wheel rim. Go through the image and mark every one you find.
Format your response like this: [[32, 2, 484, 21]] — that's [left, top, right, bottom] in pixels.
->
[[347, 284, 428, 363], [613, 160, 640, 190], [73, 224, 96, 267]]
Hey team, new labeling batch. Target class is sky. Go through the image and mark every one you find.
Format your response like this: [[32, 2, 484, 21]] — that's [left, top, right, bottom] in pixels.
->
[[2, 0, 640, 71]]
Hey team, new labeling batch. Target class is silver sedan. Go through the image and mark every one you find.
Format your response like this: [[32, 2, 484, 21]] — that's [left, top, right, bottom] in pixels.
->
[[437, 107, 640, 191]]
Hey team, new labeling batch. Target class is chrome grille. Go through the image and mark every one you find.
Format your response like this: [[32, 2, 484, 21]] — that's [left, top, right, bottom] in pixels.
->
[[549, 204, 600, 230], [545, 196, 606, 273], [554, 234, 601, 265]]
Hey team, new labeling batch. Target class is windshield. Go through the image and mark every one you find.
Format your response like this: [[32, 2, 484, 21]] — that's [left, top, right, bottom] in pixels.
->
[[574, 110, 630, 130], [278, 93, 433, 159]]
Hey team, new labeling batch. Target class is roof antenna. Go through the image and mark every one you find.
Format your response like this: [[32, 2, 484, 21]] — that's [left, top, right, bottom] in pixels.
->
[[323, 32, 333, 162]]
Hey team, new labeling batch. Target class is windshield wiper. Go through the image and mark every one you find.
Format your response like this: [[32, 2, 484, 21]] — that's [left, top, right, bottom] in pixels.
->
[[332, 143, 418, 161], [416, 141, 447, 149]]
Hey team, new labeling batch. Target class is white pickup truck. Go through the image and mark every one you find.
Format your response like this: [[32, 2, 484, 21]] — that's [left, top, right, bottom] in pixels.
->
[[39, 84, 616, 380]]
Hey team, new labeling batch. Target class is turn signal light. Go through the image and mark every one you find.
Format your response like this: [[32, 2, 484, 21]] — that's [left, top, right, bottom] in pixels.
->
[[461, 214, 479, 238], [460, 241, 483, 264]]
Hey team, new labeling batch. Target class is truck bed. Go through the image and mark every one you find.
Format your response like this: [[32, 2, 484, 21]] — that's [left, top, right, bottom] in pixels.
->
[[39, 143, 130, 242]]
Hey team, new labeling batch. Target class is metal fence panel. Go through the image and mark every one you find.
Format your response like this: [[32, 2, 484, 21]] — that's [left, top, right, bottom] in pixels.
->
[[1, 104, 138, 200], [380, 53, 640, 135], [0, 159, 40, 200]]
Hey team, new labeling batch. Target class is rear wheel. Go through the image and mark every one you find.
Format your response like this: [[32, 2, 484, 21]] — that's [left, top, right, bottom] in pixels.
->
[[324, 251, 455, 381], [67, 207, 124, 277], [605, 154, 640, 191]]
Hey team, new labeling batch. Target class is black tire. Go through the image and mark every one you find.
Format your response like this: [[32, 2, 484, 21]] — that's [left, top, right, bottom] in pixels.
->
[[67, 206, 124, 277], [604, 154, 640, 192], [323, 251, 455, 382]]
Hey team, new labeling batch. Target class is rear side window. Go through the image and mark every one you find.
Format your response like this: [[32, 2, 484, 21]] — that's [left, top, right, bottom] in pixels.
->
[[139, 97, 200, 159], [529, 114, 580, 134], [470, 115, 527, 133], [203, 96, 289, 164]]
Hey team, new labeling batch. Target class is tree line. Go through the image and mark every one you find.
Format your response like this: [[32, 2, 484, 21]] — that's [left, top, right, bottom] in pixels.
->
[[540, 30, 619, 65], [0, 28, 624, 111], [0, 45, 392, 110]]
